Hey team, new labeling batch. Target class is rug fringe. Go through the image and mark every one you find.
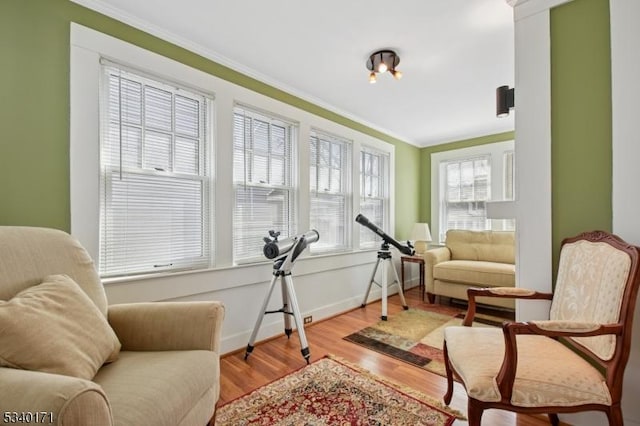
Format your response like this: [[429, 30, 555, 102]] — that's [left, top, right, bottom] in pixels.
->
[[325, 354, 466, 420]]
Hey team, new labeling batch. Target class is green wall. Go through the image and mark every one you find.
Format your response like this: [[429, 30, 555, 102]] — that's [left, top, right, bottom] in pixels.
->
[[550, 0, 612, 273], [418, 131, 515, 223], [0, 0, 420, 237]]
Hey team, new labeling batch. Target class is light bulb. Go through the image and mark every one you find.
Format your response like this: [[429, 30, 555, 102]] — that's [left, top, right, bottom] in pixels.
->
[[391, 69, 403, 80], [377, 62, 388, 73], [369, 72, 377, 84]]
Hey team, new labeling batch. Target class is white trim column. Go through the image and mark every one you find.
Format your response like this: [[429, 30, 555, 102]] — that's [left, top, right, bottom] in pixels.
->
[[611, 1, 640, 424], [509, 0, 569, 321]]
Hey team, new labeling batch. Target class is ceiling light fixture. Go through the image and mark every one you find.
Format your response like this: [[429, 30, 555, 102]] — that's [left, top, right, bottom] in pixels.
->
[[496, 85, 515, 117], [366, 50, 402, 84]]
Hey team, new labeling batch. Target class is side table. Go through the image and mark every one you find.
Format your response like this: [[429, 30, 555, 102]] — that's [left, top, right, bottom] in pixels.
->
[[400, 255, 425, 301]]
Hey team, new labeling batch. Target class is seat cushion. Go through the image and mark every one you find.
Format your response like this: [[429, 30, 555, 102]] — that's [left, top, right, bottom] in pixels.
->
[[94, 350, 219, 426], [434, 260, 515, 287], [444, 327, 612, 407]]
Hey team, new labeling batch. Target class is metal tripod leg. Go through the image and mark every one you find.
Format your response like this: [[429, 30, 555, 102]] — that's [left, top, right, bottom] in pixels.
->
[[244, 272, 310, 363], [244, 274, 279, 359], [281, 275, 292, 338], [361, 257, 382, 308], [283, 274, 310, 363], [361, 252, 408, 321], [390, 258, 408, 311]]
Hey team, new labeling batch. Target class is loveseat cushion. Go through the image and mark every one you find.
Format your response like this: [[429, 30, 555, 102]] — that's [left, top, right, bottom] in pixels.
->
[[446, 230, 515, 264], [94, 350, 219, 426], [434, 260, 515, 287]]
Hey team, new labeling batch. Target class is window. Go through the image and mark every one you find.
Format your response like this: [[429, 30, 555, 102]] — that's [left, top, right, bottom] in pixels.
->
[[442, 156, 490, 236], [493, 150, 516, 231], [233, 106, 296, 263], [359, 147, 390, 248], [309, 130, 351, 253], [99, 64, 212, 277], [431, 141, 515, 243]]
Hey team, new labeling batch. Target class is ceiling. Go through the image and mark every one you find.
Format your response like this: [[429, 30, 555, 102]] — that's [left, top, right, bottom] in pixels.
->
[[75, 0, 515, 147]]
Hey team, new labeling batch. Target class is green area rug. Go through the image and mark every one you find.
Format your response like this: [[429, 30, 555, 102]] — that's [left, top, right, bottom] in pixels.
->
[[344, 306, 505, 377], [215, 355, 461, 425]]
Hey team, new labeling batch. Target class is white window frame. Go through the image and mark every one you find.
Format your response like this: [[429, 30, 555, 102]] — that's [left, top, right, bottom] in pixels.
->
[[431, 140, 514, 244], [358, 146, 391, 249], [309, 128, 352, 254], [98, 63, 214, 278], [70, 24, 217, 274], [232, 104, 298, 264]]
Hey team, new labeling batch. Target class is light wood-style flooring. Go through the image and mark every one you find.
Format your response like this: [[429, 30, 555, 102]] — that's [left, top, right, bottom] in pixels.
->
[[219, 287, 559, 425]]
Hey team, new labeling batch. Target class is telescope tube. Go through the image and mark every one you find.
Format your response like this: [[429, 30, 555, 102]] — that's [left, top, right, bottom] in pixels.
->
[[355, 214, 414, 256], [263, 230, 320, 259]]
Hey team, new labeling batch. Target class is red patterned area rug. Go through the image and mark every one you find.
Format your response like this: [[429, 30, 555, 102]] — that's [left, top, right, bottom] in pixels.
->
[[215, 355, 461, 425], [344, 305, 506, 378]]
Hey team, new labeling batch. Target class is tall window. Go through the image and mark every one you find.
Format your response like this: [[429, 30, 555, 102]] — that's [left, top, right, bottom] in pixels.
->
[[442, 156, 490, 238], [99, 64, 212, 277], [233, 105, 296, 263], [359, 148, 389, 248], [309, 130, 351, 253], [432, 141, 516, 243]]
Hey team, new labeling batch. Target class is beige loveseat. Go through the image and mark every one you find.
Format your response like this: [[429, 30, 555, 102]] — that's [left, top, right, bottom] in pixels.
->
[[424, 229, 515, 309], [0, 227, 225, 426]]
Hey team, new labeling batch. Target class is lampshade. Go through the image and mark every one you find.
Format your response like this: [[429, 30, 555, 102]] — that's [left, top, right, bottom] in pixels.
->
[[410, 223, 432, 254]]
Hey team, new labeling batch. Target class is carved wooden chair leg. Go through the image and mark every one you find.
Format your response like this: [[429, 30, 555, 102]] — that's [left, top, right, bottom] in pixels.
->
[[442, 343, 455, 405], [467, 399, 484, 426], [607, 404, 623, 426]]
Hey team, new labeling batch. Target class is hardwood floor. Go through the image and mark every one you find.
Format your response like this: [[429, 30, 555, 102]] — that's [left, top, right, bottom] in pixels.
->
[[219, 287, 557, 425]]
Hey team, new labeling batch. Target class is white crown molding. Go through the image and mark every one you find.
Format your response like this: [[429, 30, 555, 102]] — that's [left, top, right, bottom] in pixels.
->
[[507, 0, 575, 20], [69, 0, 417, 146]]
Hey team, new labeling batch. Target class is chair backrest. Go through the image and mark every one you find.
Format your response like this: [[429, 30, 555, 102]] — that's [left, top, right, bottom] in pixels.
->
[[0, 226, 108, 316], [550, 231, 640, 392], [445, 229, 515, 264]]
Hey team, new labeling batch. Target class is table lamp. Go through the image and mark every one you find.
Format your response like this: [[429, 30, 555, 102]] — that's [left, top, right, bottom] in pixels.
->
[[410, 223, 432, 254]]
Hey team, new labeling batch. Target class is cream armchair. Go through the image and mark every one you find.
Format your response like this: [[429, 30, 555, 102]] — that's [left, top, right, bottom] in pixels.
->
[[0, 227, 225, 426], [442, 231, 640, 425]]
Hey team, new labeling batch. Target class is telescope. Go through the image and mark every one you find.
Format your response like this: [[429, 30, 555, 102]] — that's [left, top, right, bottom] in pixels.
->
[[247, 229, 320, 363], [355, 214, 414, 256], [263, 229, 320, 261]]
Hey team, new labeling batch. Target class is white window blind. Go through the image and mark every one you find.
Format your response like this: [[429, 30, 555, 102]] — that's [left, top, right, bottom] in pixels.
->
[[359, 147, 389, 248], [441, 156, 490, 240], [233, 105, 296, 263], [99, 63, 212, 278], [309, 129, 351, 253]]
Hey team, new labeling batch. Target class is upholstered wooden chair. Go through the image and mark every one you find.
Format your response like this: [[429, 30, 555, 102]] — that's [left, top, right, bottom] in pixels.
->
[[442, 230, 640, 425]]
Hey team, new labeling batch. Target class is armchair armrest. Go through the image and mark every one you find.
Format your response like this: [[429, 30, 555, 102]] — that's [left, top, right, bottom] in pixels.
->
[[108, 301, 225, 352], [463, 287, 553, 326], [423, 247, 451, 295], [0, 367, 112, 425], [496, 320, 623, 400]]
